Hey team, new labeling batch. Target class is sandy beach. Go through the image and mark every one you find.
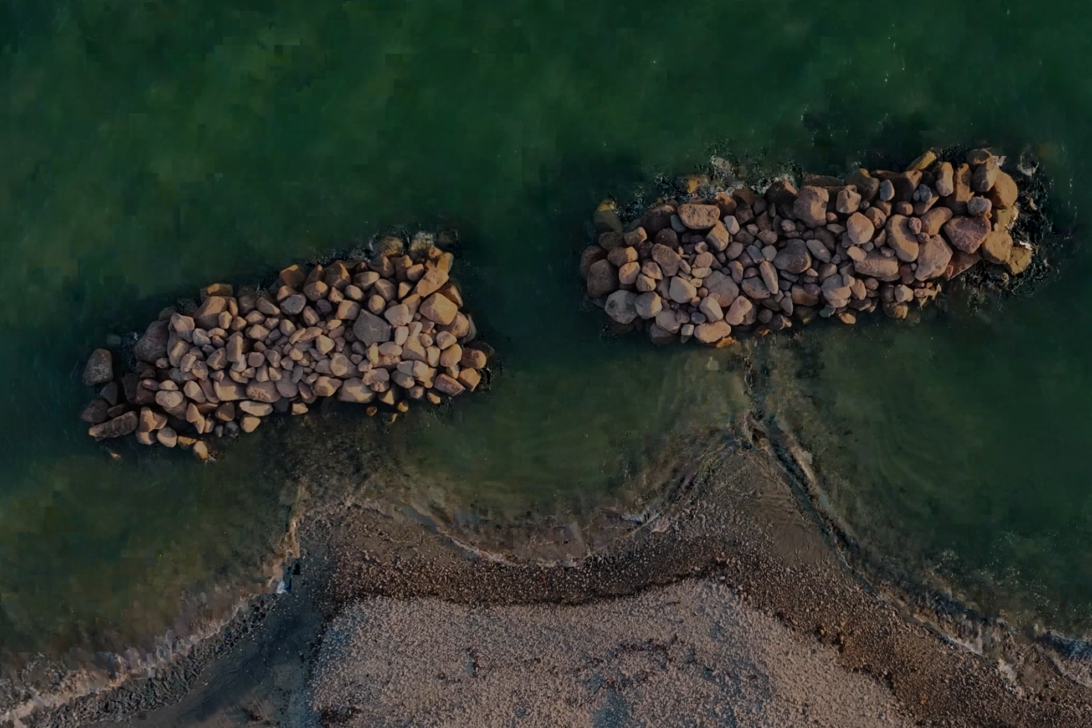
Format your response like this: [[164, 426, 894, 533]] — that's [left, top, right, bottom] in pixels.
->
[[18, 415, 1086, 728]]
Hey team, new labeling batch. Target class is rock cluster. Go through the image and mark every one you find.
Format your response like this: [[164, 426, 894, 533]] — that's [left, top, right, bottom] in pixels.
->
[[79, 234, 491, 458], [581, 149, 1031, 344]]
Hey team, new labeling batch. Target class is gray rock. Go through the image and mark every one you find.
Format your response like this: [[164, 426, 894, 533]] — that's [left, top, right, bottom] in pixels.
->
[[759, 261, 780, 295], [878, 179, 895, 201], [668, 277, 697, 303], [605, 290, 640, 324], [353, 310, 393, 346], [741, 277, 770, 300], [586, 259, 618, 298], [772, 240, 811, 274], [698, 296, 724, 322], [702, 271, 739, 308], [88, 411, 138, 440], [634, 292, 663, 320], [967, 196, 992, 217], [80, 398, 110, 424], [82, 349, 113, 386], [134, 320, 170, 363], [724, 295, 754, 326], [853, 254, 900, 281], [805, 239, 832, 263]]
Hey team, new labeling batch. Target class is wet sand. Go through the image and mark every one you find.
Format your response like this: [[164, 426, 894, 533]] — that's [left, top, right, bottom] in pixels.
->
[[26, 416, 1092, 728]]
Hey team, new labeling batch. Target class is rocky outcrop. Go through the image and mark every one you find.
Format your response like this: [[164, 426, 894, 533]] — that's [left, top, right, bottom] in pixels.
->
[[78, 232, 492, 458], [580, 149, 1033, 342]]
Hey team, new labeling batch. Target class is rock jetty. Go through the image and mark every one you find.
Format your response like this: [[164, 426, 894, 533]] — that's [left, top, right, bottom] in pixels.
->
[[79, 233, 491, 458], [581, 149, 1033, 345]]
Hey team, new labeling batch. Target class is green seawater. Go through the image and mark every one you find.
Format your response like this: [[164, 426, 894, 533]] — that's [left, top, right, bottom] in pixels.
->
[[1, 0, 1091, 664]]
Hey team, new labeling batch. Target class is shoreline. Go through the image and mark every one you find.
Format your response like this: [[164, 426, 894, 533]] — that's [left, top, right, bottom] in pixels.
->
[[14, 410, 1092, 727]]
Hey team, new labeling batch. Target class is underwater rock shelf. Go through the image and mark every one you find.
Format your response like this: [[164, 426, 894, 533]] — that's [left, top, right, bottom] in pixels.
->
[[581, 149, 1034, 345], [79, 233, 491, 459]]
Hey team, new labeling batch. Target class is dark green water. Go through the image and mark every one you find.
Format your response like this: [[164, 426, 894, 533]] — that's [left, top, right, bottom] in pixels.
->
[[2, 0, 1091, 670]]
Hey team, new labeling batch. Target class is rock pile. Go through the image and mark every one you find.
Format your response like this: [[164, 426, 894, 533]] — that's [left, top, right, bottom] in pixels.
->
[[581, 149, 1032, 345], [79, 234, 491, 458]]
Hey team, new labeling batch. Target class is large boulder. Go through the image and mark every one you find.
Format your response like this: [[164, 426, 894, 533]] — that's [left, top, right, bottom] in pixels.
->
[[724, 295, 754, 326], [793, 186, 829, 228], [934, 162, 955, 197], [634, 292, 663, 320], [703, 271, 739, 308], [668, 277, 697, 303], [915, 236, 953, 281], [133, 320, 169, 363], [920, 207, 953, 235], [772, 240, 811, 274], [586, 259, 618, 298], [677, 204, 720, 229], [353, 310, 392, 346], [942, 216, 990, 254], [651, 244, 682, 277], [845, 213, 875, 246], [853, 253, 900, 281], [981, 230, 1014, 265], [604, 290, 639, 324], [88, 411, 138, 440], [193, 295, 230, 330], [419, 293, 458, 325], [943, 163, 974, 215], [885, 215, 920, 262], [987, 171, 1018, 209], [694, 321, 732, 345], [82, 349, 113, 386]]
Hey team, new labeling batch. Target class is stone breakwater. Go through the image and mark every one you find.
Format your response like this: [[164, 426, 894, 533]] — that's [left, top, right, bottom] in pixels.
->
[[78, 234, 491, 459], [580, 149, 1033, 345]]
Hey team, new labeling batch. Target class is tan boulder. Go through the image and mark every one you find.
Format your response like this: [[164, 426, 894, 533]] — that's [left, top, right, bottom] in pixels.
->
[[419, 293, 458, 325], [434, 373, 465, 397], [724, 295, 754, 326], [694, 321, 731, 344], [920, 207, 953, 235], [193, 296, 230, 330], [885, 215, 920, 262], [845, 213, 875, 246], [677, 203, 720, 229], [1005, 246, 1033, 275], [987, 171, 1018, 209], [668, 277, 697, 304], [981, 230, 1014, 265]]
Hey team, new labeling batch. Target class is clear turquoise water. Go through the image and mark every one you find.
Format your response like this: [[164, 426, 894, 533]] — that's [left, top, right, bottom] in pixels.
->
[[2, 0, 1091, 662]]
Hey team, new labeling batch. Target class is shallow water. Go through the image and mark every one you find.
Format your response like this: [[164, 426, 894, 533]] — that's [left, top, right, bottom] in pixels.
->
[[1, 0, 1091, 672]]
